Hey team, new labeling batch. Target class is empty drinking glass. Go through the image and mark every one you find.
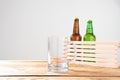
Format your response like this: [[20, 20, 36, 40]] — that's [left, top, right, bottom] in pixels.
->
[[48, 36, 68, 72]]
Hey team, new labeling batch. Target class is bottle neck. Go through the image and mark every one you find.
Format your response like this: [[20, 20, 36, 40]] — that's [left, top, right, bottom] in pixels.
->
[[86, 22, 93, 34], [73, 18, 79, 34]]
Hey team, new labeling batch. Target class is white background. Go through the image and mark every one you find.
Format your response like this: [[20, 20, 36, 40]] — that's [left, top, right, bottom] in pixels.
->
[[0, 0, 120, 60]]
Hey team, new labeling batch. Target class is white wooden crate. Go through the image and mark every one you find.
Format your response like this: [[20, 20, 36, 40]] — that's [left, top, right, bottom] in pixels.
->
[[63, 41, 120, 68]]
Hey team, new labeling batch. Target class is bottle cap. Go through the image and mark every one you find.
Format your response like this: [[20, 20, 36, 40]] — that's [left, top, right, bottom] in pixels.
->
[[75, 18, 79, 21], [87, 20, 92, 23]]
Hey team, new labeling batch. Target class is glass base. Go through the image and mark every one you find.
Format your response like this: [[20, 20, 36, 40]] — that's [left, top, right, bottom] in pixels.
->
[[48, 68, 68, 72], [48, 62, 68, 72]]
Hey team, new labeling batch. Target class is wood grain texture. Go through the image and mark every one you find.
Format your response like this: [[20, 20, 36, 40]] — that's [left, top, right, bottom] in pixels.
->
[[0, 60, 120, 80], [0, 77, 120, 80], [0, 60, 119, 76]]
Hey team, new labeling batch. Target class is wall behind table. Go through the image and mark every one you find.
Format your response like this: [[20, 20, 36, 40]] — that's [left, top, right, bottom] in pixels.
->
[[0, 0, 120, 60]]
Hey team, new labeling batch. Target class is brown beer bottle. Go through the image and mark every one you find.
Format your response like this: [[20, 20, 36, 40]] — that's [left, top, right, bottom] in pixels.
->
[[70, 18, 82, 41]]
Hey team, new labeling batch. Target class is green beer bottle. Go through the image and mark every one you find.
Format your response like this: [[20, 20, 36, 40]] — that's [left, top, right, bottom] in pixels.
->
[[83, 20, 96, 62], [83, 20, 96, 41]]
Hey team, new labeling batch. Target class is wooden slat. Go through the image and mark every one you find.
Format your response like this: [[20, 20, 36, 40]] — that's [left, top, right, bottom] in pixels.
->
[[69, 41, 120, 45], [68, 45, 118, 49], [73, 53, 117, 58]]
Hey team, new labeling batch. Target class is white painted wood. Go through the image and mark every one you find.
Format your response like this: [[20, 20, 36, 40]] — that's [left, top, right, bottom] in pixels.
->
[[64, 41, 120, 68]]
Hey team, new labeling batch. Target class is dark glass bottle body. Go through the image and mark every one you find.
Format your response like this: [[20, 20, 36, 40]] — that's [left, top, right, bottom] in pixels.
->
[[70, 18, 82, 41]]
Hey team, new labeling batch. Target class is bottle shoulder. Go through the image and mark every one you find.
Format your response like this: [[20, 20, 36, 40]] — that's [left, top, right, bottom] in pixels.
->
[[84, 33, 96, 41], [70, 34, 82, 41], [84, 33, 95, 36]]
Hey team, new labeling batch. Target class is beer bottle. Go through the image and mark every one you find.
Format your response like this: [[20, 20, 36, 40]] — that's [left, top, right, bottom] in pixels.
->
[[70, 18, 82, 41], [83, 20, 96, 41], [83, 20, 96, 63]]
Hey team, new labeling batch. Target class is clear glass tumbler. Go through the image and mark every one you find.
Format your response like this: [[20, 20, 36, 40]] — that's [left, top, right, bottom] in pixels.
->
[[48, 36, 68, 72]]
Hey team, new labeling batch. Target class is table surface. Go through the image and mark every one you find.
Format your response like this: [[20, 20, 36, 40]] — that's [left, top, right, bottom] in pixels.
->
[[0, 60, 120, 80]]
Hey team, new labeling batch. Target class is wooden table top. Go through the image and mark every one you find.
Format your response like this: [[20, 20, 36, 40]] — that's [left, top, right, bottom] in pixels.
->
[[0, 60, 120, 80]]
